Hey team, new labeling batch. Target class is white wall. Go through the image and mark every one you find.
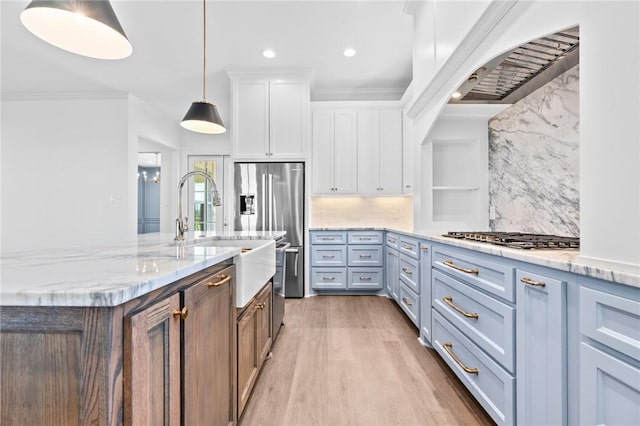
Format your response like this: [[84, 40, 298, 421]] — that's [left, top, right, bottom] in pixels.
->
[[1, 96, 131, 249], [407, 0, 640, 270]]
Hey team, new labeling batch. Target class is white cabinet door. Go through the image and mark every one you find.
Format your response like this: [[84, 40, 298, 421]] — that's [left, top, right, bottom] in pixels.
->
[[270, 81, 307, 158], [233, 80, 270, 159], [402, 108, 413, 194], [333, 111, 357, 193], [516, 270, 567, 426], [357, 110, 380, 194], [312, 111, 334, 194], [378, 109, 402, 194]]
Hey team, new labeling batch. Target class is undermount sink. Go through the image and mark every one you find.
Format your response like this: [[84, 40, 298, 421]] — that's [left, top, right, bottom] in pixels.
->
[[188, 239, 275, 307]]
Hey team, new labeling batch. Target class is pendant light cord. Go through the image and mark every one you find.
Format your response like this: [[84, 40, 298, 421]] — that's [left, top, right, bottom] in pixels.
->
[[202, 0, 207, 101]]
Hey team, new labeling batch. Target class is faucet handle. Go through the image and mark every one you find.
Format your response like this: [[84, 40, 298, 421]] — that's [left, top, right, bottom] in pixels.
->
[[183, 217, 189, 232]]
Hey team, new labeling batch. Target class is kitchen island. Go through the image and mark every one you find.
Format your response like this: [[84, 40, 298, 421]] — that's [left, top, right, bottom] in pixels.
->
[[0, 230, 284, 426]]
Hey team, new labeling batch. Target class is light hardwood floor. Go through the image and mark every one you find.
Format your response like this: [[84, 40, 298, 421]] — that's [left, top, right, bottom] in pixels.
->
[[239, 296, 495, 426]]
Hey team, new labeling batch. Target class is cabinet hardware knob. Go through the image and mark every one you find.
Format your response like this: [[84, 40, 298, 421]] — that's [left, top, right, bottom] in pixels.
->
[[401, 267, 413, 275], [173, 307, 189, 320], [443, 342, 479, 374], [443, 260, 479, 275], [207, 274, 231, 287], [443, 296, 479, 319], [402, 297, 413, 306], [521, 277, 546, 287]]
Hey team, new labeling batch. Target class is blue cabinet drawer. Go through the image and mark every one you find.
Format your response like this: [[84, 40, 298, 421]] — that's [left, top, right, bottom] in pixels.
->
[[310, 231, 347, 245], [348, 231, 383, 244], [347, 268, 384, 290], [399, 282, 419, 327], [399, 235, 420, 259], [399, 255, 420, 294], [432, 247, 515, 302], [347, 245, 383, 267], [580, 286, 640, 361], [385, 233, 400, 249], [310, 245, 347, 267], [433, 311, 515, 426], [433, 269, 515, 373], [311, 268, 347, 290]]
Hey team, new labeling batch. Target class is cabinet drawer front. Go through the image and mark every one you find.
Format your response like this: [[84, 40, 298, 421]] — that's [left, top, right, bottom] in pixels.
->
[[399, 255, 420, 294], [579, 343, 640, 426], [580, 286, 640, 361], [311, 268, 347, 290], [386, 233, 399, 249], [433, 311, 515, 426], [310, 231, 347, 245], [311, 246, 347, 267], [399, 236, 420, 259], [347, 245, 383, 267], [433, 269, 515, 372], [347, 268, 384, 290], [433, 247, 515, 302], [399, 283, 419, 327], [348, 231, 383, 244]]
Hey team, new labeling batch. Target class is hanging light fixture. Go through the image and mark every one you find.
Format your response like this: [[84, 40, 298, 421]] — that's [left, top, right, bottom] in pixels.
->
[[180, 0, 225, 134], [152, 153, 161, 183], [20, 0, 132, 60]]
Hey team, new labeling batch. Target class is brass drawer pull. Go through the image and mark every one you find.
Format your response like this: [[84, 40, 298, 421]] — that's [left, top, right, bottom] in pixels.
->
[[322, 237, 335, 240], [207, 274, 231, 287], [521, 277, 546, 287], [322, 276, 336, 281], [387, 239, 396, 244], [401, 268, 413, 275], [402, 297, 413, 306], [443, 342, 478, 375], [322, 255, 336, 259], [173, 307, 189, 320], [256, 302, 266, 310], [359, 277, 372, 281], [359, 254, 372, 258], [401, 244, 413, 250], [444, 260, 479, 275], [443, 296, 479, 319]]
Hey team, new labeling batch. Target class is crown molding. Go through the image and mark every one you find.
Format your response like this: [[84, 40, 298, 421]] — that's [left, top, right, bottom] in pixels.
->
[[1, 91, 129, 102], [225, 68, 312, 81], [311, 87, 405, 102], [407, 0, 519, 119]]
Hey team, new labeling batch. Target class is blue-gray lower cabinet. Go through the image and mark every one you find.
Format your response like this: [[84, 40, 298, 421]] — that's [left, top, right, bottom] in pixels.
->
[[385, 247, 399, 301], [348, 268, 383, 290], [516, 269, 567, 426], [310, 268, 347, 290]]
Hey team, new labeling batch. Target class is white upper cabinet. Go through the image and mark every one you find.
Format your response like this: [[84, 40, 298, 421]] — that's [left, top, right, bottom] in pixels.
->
[[357, 108, 403, 195], [312, 110, 357, 194], [230, 74, 309, 160]]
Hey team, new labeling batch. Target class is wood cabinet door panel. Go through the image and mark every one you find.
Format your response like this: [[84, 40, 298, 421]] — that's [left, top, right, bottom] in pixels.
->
[[256, 284, 272, 365], [237, 305, 259, 417], [124, 294, 180, 426]]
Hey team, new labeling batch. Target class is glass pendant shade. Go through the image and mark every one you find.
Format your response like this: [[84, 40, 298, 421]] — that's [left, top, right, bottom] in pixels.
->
[[181, 101, 226, 134], [20, 0, 132, 60]]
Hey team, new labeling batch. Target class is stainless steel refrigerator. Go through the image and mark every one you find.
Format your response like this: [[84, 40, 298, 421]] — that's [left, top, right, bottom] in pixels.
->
[[234, 162, 305, 338]]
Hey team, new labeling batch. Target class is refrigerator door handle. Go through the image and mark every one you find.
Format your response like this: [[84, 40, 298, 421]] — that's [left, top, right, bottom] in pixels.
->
[[268, 173, 275, 231], [261, 173, 267, 230]]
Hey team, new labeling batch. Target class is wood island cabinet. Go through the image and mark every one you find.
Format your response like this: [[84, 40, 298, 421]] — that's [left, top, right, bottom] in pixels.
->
[[237, 282, 272, 418], [1, 262, 236, 426]]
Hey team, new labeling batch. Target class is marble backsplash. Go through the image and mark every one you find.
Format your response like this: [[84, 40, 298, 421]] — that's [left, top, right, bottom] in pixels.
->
[[488, 65, 579, 237]]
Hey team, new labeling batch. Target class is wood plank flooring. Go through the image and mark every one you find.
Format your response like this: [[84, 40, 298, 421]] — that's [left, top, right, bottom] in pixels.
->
[[239, 296, 495, 426]]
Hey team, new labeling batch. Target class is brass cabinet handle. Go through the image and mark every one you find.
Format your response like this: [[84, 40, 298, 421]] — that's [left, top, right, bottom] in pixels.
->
[[443, 342, 478, 374], [173, 307, 189, 320], [387, 239, 396, 244], [401, 244, 413, 250], [359, 254, 372, 258], [322, 276, 336, 281], [322, 255, 335, 259], [322, 237, 335, 240], [207, 274, 231, 287], [521, 277, 546, 287], [359, 277, 372, 281], [443, 260, 479, 275], [401, 267, 413, 275], [402, 297, 413, 306], [443, 296, 479, 319], [256, 302, 266, 310]]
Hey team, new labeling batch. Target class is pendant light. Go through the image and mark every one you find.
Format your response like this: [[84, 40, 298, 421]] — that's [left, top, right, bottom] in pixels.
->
[[180, 0, 226, 134], [20, 0, 132, 60]]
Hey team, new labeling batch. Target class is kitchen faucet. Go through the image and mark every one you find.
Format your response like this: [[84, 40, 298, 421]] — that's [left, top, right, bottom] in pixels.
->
[[175, 170, 222, 241]]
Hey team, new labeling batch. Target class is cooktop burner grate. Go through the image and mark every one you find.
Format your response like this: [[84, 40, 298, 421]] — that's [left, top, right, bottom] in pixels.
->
[[443, 232, 580, 250]]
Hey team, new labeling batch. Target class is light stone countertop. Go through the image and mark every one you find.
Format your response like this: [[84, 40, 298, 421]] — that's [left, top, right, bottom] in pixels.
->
[[0, 231, 285, 307], [310, 227, 640, 288]]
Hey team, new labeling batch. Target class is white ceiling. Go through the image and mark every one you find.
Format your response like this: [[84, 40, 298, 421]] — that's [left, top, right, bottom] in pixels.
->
[[1, 0, 413, 121]]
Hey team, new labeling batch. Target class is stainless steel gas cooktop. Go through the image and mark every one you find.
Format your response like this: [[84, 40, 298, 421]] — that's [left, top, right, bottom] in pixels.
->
[[443, 232, 580, 250]]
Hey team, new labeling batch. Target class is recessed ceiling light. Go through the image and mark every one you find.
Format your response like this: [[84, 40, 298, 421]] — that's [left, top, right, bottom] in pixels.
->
[[343, 48, 356, 57], [451, 91, 462, 99], [262, 49, 276, 59]]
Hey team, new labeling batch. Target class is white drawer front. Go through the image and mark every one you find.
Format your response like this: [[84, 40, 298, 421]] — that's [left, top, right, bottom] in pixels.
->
[[433, 269, 515, 373], [399, 282, 419, 327], [347, 245, 383, 267], [433, 247, 515, 302], [311, 268, 347, 290], [399, 255, 420, 294], [347, 268, 384, 290], [348, 231, 383, 244], [580, 286, 640, 361], [433, 311, 515, 426], [311, 245, 347, 267], [311, 231, 347, 245]]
